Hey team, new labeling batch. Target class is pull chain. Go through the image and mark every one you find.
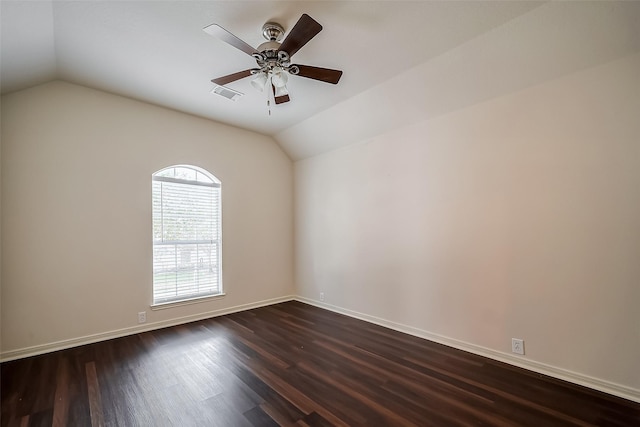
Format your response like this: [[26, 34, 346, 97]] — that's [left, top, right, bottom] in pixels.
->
[[267, 79, 273, 116]]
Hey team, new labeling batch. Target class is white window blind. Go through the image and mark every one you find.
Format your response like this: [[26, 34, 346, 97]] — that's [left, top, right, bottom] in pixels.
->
[[152, 166, 222, 305]]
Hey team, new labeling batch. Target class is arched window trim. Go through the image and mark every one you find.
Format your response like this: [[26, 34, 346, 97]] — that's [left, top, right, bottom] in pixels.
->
[[151, 165, 223, 307]]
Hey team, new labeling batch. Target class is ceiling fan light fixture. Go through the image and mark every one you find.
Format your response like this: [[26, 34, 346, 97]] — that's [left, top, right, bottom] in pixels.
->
[[250, 72, 269, 91], [271, 68, 288, 88], [274, 85, 289, 97]]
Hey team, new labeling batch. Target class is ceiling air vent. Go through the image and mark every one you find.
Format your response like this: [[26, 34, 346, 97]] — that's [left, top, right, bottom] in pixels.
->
[[211, 85, 243, 101]]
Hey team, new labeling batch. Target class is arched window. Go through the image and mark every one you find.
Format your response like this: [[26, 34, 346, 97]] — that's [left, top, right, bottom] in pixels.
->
[[152, 165, 222, 305]]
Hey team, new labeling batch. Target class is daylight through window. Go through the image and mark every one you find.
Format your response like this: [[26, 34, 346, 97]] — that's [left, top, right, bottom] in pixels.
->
[[152, 165, 222, 305]]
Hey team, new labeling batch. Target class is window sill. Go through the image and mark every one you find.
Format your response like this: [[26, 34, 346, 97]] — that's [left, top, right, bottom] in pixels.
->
[[150, 293, 226, 311]]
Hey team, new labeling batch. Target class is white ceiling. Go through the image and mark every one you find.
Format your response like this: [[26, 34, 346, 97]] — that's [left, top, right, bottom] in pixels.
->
[[2, 1, 639, 160]]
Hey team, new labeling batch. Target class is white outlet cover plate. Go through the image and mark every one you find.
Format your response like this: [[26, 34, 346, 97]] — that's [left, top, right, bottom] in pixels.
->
[[512, 338, 525, 355]]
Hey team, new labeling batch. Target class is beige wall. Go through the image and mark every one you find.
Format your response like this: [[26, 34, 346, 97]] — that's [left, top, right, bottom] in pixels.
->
[[1, 81, 294, 354], [295, 53, 640, 392]]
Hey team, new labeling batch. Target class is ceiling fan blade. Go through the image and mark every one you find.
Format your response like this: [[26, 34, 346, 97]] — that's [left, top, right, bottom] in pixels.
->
[[272, 84, 290, 104], [279, 14, 322, 57], [203, 24, 257, 56], [274, 94, 290, 104], [293, 65, 343, 84], [211, 70, 253, 86]]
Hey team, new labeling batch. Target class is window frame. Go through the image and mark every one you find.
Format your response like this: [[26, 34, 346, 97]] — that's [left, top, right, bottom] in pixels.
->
[[151, 165, 223, 308]]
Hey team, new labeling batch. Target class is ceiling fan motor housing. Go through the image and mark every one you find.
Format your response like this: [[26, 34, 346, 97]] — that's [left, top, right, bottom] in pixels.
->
[[257, 40, 281, 56], [255, 23, 295, 75]]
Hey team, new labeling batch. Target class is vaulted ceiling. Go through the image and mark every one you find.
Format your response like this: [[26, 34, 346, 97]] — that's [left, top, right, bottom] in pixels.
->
[[2, 1, 639, 160]]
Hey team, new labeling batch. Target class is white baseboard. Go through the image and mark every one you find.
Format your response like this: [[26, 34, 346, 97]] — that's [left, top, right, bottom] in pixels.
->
[[294, 296, 640, 404], [0, 295, 295, 362]]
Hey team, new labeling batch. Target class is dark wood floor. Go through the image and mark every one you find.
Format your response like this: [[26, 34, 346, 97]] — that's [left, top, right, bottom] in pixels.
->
[[2, 301, 639, 426]]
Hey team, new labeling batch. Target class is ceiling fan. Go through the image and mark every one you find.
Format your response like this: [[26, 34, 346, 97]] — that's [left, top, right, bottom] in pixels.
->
[[204, 14, 343, 105]]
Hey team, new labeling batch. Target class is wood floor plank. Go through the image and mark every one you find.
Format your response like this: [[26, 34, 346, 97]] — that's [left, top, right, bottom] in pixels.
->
[[243, 405, 280, 427], [51, 355, 70, 427], [85, 361, 104, 427], [2, 301, 639, 427]]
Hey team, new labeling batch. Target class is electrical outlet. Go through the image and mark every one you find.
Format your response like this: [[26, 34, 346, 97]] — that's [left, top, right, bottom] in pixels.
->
[[138, 311, 147, 324], [320, 292, 325, 302], [512, 338, 524, 355]]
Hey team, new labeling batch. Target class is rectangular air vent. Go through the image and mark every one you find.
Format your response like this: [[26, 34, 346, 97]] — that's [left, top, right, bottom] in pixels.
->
[[211, 85, 243, 101]]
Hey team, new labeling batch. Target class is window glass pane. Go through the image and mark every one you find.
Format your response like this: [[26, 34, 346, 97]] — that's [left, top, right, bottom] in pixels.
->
[[174, 167, 197, 181], [152, 165, 222, 305], [195, 171, 214, 184], [155, 167, 175, 178], [156, 182, 217, 242], [152, 181, 163, 241]]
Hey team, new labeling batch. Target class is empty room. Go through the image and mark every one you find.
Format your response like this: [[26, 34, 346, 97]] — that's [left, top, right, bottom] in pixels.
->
[[1, 1, 639, 426]]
